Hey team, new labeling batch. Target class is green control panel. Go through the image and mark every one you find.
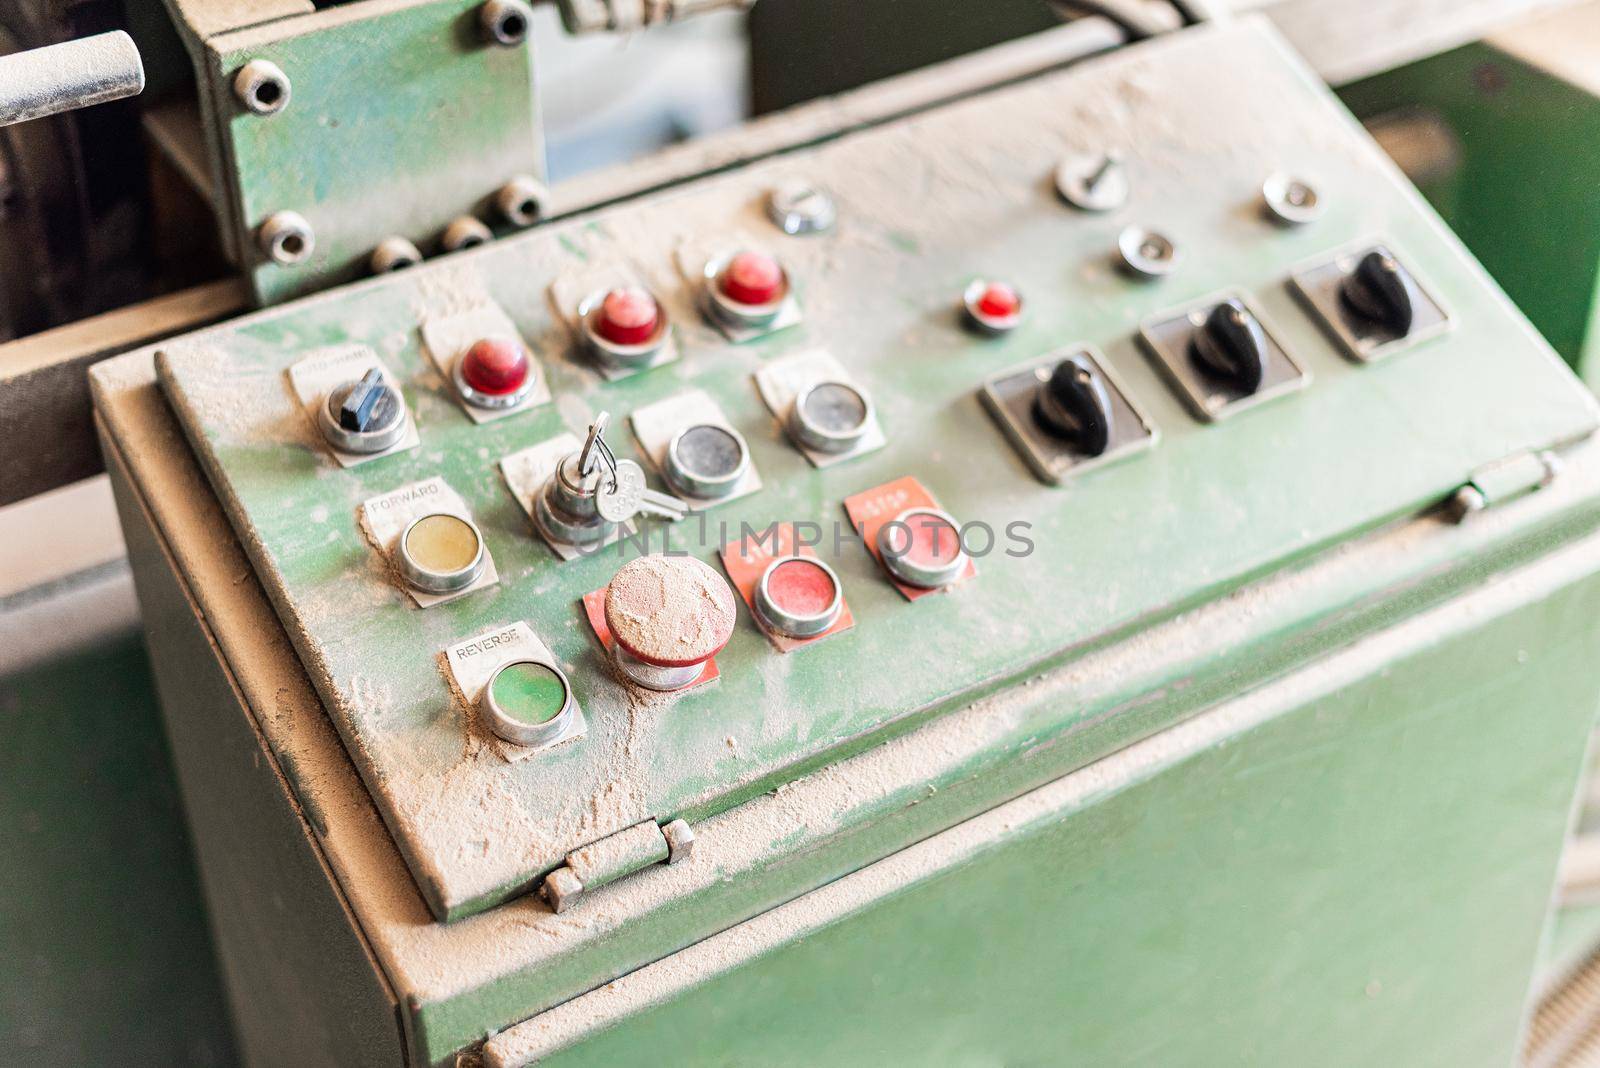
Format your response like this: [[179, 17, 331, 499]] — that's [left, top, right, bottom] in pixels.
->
[[156, 20, 1598, 922]]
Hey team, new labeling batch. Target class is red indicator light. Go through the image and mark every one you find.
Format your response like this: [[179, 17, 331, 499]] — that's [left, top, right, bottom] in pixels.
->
[[597, 287, 661, 346], [459, 337, 530, 396], [719, 251, 785, 306]]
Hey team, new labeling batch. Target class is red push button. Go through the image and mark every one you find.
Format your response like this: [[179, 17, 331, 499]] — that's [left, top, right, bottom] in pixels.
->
[[719, 251, 785, 306], [963, 278, 1023, 335], [754, 556, 843, 639], [455, 337, 534, 409], [604, 555, 737, 690], [596, 287, 661, 346]]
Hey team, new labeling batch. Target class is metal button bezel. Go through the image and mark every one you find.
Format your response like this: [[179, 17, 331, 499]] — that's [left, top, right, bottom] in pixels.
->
[[481, 658, 578, 748], [877, 507, 969, 589], [665, 423, 751, 500], [453, 345, 536, 410], [396, 512, 487, 594], [578, 287, 672, 369], [789, 380, 874, 454], [753, 555, 844, 639]]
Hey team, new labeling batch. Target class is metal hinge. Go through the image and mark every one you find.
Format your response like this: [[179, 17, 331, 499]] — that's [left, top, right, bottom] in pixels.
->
[[1448, 449, 1562, 523], [540, 818, 695, 914]]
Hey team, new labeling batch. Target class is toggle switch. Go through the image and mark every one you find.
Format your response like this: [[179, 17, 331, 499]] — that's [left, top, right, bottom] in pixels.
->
[[454, 336, 535, 410], [319, 368, 407, 453], [581, 286, 671, 369], [1140, 291, 1307, 421], [1340, 250, 1416, 338], [980, 346, 1155, 485], [1190, 298, 1267, 395], [753, 556, 844, 639], [604, 555, 737, 691], [1034, 357, 1112, 457]]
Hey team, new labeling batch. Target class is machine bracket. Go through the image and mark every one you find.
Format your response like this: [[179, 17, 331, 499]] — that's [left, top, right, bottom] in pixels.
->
[[1449, 448, 1562, 522], [539, 818, 696, 914]]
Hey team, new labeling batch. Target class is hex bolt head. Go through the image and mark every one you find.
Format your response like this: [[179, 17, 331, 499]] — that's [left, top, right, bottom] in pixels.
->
[[257, 211, 314, 266], [441, 215, 493, 252], [369, 236, 423, 274], [233, 59, 291, 115], [479, 0, 534, 47], [495, 175, 549, 228]]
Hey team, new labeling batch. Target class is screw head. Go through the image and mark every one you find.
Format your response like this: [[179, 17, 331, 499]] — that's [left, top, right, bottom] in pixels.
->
[[233, 59, 291, 115], [441, 215, 492, 252], [1262, 172, 1322, 226], [495, 175, 549, 227], [369, 236, 422, 274], [766, 181, 836, 235], [1055, 152, 1128, 212], [257, 211, 314, 266], [1116, 226, 1178, 279], [479, 0, 534, 46]]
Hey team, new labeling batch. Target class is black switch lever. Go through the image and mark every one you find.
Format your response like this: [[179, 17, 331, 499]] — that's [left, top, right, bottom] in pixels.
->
[[1190, 298, 1267, 394], [1034, 358, 1113, 456], [339, 367, 390, 432], [1340, 250, 1416, 337]]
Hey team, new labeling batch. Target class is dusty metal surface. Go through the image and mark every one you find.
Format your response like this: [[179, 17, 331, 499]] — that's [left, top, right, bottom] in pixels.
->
[[152, 19, 1598, 923], [98, 339, 1600, 1063]]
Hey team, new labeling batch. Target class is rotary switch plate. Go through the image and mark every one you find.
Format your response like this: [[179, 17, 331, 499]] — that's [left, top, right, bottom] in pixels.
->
[[1138, 289, 1309, 422], [980, 345, 1156, 486]]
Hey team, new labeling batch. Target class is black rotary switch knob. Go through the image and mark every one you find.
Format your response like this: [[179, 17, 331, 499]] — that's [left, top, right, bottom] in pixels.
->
[[1190, 299, 1267, 394], [1340, 250, 1416, 336], [1034, 358, 1113, 456]]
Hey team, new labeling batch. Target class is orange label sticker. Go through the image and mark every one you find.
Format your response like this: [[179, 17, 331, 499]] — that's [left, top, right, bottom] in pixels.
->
[[718, 524, 855, 653]]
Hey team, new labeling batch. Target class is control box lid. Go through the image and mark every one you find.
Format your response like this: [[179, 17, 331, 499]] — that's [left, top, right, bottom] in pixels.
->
[[156, 19, 1598, 920]]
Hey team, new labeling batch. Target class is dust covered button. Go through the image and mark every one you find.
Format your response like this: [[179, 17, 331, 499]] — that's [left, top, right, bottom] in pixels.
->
[[604, 555, 737, 668], [754, 555, 842, 638], [483, 659, 574, 747], [397, 512, 485, 593]]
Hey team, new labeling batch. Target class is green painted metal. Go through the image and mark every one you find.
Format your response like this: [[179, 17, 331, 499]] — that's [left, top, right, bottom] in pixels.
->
[[524, 563, 1600, 1066], [1338, 40, 1600, 386], [151, 20, 1600, 923], [0, 628, 237, 1066], [201, 0, 545, 305]]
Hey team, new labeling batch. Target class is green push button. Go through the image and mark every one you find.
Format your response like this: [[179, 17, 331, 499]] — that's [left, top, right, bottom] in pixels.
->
[[483, 658, 574, 747]]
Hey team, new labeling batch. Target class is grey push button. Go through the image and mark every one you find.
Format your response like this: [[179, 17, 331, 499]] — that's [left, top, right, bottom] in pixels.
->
[[789, 381, 873, 454], [664, 424, 750, 500], [319, 368, 407, 453]]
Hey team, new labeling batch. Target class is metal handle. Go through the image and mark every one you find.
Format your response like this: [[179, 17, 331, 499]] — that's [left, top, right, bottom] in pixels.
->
[[0, 31, 145, 127]]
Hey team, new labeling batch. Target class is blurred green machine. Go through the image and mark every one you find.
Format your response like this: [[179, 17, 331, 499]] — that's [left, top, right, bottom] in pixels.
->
[[1340, 8, 1600, 389], [90, 16, 1600, 1066]]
